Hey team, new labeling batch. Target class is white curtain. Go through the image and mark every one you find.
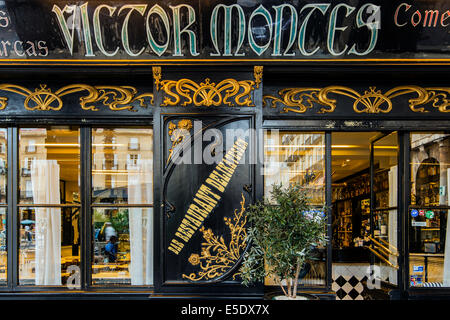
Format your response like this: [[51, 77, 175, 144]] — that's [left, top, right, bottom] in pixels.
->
[[128, 159, 153, 285], [388, 165, 398, 285], [443, 170, 450, 285], [31, 160, 61, 286]]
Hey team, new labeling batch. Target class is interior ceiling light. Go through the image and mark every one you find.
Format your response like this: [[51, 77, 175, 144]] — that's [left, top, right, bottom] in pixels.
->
[[264, 145, 324, 148], [265, 145, 361, 148], [332, 145, 361, 148], [92, 170, 130, 175], [30, 143, 125, 147], [373, 146, 398, 149], [32, 143, 79, 147]]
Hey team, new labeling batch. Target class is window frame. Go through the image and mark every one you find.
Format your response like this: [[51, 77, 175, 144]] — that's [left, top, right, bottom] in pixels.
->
[[14, 125, 82, 289], [406, 131, 450, 291], [89, 126, 154, 289], [1, 122, 155, 293], [262, 128, 332, 292], [2, 122, 448, 294]]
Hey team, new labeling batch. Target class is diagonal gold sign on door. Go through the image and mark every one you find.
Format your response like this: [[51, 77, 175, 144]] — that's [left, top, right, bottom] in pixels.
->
[[168, 137, 248, 255]]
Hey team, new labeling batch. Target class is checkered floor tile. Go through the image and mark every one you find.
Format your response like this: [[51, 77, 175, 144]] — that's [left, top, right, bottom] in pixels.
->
[[332, 275, 367, 300]]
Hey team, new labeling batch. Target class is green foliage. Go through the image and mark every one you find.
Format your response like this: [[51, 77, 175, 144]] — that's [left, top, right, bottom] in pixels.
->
[[93, 209, 108, 222], [240, 183, 328, 297], [110, 209, 129, 235]]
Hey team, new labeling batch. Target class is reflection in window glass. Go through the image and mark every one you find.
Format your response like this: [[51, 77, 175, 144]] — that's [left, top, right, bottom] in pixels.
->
[[0, 208, 5, 285], [92, 127, 153, 286], [0, 129, 6, 285], [92, 208, 153, 286], [18, 127, 80, 286], [373, 132, 399, 286], [264, 131, 325, 206], [92, 128, 153, 204], [0, 129, 6, 203], [264, 130, 326, 287], [19, 127, 80, 204], [409, 133, 450, 287], [19, 207, 80, 286]]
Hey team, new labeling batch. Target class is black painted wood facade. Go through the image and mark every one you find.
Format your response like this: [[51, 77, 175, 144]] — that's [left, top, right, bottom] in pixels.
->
[[0, 63, 447, 300]]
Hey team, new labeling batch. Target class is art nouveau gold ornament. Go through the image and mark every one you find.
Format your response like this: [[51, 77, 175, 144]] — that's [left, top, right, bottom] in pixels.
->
[[263, 85, 450, 114], [182, 193, 247, 282], [0, 83, 153, 111], [152, 66, 162, 90], [166, 119, 193, 165], [153, 66, 263, 107]]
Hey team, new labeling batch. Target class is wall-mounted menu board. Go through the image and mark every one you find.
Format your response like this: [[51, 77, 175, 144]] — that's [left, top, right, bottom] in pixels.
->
[[0, 0, 449, 65]]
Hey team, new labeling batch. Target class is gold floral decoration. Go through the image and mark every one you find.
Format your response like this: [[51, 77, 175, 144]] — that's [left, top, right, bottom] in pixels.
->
[[253, 66, 263, 89], [188, 254, 200, 266], [414, 87, 450, 112], [154, 66, 262, 107], [263, 87, 329, 114], [263, 85, 450, 114], [167, 119, 193, 165], [182, 193, 247, 282], [0, 83, 153, 111], [152, 66, 162, 90]]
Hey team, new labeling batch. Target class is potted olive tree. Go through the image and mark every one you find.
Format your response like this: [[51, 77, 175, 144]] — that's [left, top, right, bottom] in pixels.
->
[[240, 183, 328, 300]]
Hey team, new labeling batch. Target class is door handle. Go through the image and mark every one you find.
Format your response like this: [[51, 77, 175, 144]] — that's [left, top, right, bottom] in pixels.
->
[[164, 201, 176, 219]]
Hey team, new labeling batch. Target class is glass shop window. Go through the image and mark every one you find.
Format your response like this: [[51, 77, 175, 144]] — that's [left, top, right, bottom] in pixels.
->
[[409, 132, 450, 287], [263, 130, 326, 287], [0, 129, 6, 285], [92, 128, 153, 286], [372, 132, 399, 287], [18, 126, 80, 287]]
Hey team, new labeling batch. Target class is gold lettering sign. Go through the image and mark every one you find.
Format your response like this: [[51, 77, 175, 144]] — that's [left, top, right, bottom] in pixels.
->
[[168, 138, 249, 255]]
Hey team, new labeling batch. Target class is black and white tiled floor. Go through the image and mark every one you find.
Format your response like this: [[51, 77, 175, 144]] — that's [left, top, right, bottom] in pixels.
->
[[332, 264, 393, 300], [332, 274, 367, 300], [332, 264, 368, 300]]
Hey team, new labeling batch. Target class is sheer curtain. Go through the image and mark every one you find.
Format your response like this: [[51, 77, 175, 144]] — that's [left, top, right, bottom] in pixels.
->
[[31, 160, 61, 285], [388, 165, 398, 285], [444, 170, 450, 285], [128, 159, 153, 285]]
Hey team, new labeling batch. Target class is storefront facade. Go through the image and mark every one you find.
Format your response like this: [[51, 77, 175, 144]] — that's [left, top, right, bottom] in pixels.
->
[[0, 0, 449, 300]]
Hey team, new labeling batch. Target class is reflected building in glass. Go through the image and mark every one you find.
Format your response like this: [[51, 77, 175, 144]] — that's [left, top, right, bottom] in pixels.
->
[[92, 128, 153, 286]]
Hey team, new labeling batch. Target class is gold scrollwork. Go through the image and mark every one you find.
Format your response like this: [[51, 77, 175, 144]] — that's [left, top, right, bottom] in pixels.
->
[[427, 88, 450, 112], [324, 86, 394, 114], [167, 119, 193, 165], [263, 88, 329, 114], [263, 85, 450, 114], [152, 66, 162, 91], [182, 193, 247, 282], [253, 66, 263, 89], [404, 87, 450, 113], [0, 83, 154, 111], [155, 66, 262, 107]]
